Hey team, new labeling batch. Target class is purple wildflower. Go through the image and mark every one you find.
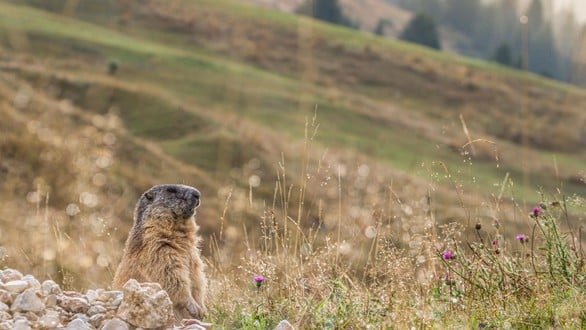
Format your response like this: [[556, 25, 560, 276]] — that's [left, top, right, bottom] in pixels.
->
[[516, 234, 527, 243], [253, 276, 265, 288], [442, 250, 455, 261], [492, 239, 498, 246], [532, 207, 540, 218]]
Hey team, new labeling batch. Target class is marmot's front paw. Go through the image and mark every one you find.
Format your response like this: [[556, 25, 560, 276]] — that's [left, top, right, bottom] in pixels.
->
[[186, 298, 206, 320]]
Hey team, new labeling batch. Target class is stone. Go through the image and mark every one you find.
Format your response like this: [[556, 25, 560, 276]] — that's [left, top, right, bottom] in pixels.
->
[[3, 280, 29, 294], [66, 318, 90, 330], [0, 303, 7, 312], [116, 279, 174, 329], [21, 276, 40, 291], [87, 304, 107, 316], [98, 291, 122, 302], [41, 280, 62, 296], [0, 312, 9, 322], [85, 290, 98, 304], [38, 310, 61, 328], [0, 269, 23, 283], [111, 296, 122, 308], [0, 321, 12, 330], [12, 319, 31, 330], [45, 294, 58, 308], [274, 320, 295, 330], [0, 290, 11, 305], [11, 288, 44, 313], [88, 313, 105, 328], [59, 296, 89, 314], [101, 318, 130, 330]]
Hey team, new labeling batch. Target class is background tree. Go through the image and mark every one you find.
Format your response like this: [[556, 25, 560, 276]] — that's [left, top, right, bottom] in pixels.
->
[[400, 13, 441, 50], [297, 0, 356, 29], [493, 43, 513, 67], [373, 19, 392, 36]]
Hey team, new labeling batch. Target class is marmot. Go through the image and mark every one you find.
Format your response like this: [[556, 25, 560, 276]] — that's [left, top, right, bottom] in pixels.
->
[[113, 184, 207, 321]]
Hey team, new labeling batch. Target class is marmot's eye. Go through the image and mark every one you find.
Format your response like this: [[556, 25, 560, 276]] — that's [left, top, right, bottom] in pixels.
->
[[144, 191, 155, 201], [167, 187, 178, 194]]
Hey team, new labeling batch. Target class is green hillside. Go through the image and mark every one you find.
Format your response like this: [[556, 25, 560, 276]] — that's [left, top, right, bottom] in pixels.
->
[[0, 0, 584, 327]]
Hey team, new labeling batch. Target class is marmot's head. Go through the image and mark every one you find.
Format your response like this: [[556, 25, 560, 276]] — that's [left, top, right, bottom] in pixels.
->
[[134, 184, 201, 226]]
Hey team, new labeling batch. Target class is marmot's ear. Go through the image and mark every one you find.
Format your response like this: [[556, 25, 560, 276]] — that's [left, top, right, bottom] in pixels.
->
[[144, 191, 155, 201]]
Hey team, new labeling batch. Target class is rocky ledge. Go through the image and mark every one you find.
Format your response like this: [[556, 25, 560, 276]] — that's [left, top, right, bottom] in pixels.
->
[[0, 268, 211, 330]]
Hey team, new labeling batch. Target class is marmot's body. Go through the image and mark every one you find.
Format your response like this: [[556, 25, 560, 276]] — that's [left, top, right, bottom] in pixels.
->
[[113, 184, 207, 321]]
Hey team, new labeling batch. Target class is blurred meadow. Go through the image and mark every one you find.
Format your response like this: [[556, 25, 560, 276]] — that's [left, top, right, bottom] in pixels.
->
[[0, 0, 584, 328]]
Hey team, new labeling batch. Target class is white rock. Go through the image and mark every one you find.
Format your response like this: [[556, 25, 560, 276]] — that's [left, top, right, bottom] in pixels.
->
[[0, 303, 7, 312], [274, 320, 295, 330], [59, 296, 89, 314], [38, 310, 61, 328], [87, 304, 107, 316], [98, 291, 122, 302], [66, 318, 90, 330], [12, 319, 31, 330], [0, 312, 9, 322], [45, 294, 58, 308], [116, 279, 174, 329], [0, 290, 11, 305], [21, 275, 40, 291], [0, 320, 12, 330], [3, 280, 29, 294], [41, 280, 62, 296], [85, 289, 98, 304], [88, 313, 105, 328], [101, 318, 130, 330], [0, 269, 23, 283], [11, 288, 44, 313]]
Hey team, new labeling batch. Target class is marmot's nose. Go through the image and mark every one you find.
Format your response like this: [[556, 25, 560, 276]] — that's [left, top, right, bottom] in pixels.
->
[[184, 188, 200, 207]]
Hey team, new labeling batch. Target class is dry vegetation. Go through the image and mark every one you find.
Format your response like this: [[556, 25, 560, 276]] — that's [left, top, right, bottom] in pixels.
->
[[0, 0, 584, 328]]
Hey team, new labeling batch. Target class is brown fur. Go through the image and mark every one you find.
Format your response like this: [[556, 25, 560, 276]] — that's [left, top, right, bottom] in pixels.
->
[[113, 184, 207, 321]]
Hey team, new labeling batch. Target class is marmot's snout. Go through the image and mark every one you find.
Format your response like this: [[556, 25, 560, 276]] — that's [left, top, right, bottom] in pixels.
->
[[182, 187, 200, 218]]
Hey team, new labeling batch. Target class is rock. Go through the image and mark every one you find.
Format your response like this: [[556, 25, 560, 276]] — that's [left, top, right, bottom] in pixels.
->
[[274, 320, 295, 330], [116, 279, 174, 329], [11, 289, 44, 313], [101, 318, 129, 330], [0, 320, 12, 330], [17, 311, 38, 322], [0, 269, 23, 283], [45, 294, 58, 308], [12, 319, 31, 330], [87, 304, 107, 316], [3, 280, 29, 294], [0, 312, 10, 322], [179, 319, 213, 329], [0, 290, 11, 305], [88, 313, 105, 328], [38, 310, 61, 328], [0, 303, 7, 312], [21, 276, 40, 291], [111, 296, 122, 308], [41, 280, 62, 296], [97, 291, 122, 302], [59, 296, 89, 314], [66, 318, 90, 330], [85, 290, 98, 304]]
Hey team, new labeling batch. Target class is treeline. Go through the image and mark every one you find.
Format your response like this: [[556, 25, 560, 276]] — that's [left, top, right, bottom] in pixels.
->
[[393, 0, 586, 82]]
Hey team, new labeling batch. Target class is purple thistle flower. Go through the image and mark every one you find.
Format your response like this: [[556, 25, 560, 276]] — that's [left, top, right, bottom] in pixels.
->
[[442, 250, 455, 261], [253, 276, 265, 288], [516, 234, 527, 243], [492, 239, 498, 246], [532, 207, 540, 218]]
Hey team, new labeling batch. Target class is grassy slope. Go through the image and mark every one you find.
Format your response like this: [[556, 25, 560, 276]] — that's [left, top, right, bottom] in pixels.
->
[[3, 1, 584, 194]]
